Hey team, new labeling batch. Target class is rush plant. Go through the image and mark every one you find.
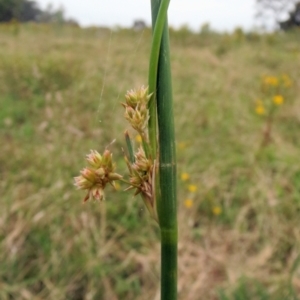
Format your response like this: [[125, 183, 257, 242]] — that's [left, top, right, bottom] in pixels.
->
[[74, 0, 177, 299]]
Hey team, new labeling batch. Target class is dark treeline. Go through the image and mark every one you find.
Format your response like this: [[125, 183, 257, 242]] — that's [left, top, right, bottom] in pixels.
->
[[0, 0, 78, 24], [256, 0, 300, 30], [279, 2, 300, 30]]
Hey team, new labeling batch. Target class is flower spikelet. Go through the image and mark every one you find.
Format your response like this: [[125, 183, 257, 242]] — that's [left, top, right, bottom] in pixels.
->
[[125, 86, 151, 109], [125, 146, 158, 221], [123, 86, 152, 133], [74, 149, 122, 202]]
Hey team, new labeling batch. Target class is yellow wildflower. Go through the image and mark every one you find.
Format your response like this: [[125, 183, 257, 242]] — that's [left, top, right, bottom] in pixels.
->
[[178, 142, 187, 150], [263, 76, 279, 87], [273, 95, 284, 106], [181, 172, 190, 181], [212, 206, 222, 215], [188, 184, 197, 193], [135, 135, 142, 143], [255, 104, 265, 115], [184, 199, 193, 208]]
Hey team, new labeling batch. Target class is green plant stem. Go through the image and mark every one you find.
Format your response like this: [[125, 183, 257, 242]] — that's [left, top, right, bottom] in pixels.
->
[[150, 1, 178, 299], [148, 0, 170, 159], [124, 130, 135, 163]]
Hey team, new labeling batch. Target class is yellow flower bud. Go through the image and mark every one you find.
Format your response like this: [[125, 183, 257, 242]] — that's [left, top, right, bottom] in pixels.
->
[[184, 199, 193, 208], [188, 184, 197, 193], [181, 172, 190, 181]]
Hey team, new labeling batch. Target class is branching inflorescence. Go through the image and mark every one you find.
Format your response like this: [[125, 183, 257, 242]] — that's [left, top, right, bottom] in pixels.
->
[[74, 86, 158, 221]]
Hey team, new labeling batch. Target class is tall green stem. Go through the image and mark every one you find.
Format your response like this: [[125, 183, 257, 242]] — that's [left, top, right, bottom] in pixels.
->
[[150, 1, 177, 299], [148, 0, 170, 158]]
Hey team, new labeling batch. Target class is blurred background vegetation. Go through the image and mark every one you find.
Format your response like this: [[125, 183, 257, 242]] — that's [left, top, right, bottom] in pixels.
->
[[1, 1, 300, 300], [1, 0, 300, 30], [0, 0, 78, 25]]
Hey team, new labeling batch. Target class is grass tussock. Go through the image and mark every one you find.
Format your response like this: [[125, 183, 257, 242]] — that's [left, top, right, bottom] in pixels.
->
[[1, 23, 300, 299]]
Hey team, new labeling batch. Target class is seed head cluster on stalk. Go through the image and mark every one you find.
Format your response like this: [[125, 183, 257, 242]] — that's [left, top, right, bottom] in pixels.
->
[[74, 86, 157, 221], [122, 86, 158, 221], [124, 146, 158, 222], [123, 86, 152, 136], [74, 149, 122, 202]]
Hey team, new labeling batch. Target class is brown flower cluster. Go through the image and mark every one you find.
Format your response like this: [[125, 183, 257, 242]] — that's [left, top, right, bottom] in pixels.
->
[[74, 150, 122, 202], [125, 147, 158, 221]]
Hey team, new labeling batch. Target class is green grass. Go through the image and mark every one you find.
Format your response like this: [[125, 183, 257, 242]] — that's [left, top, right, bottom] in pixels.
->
[[1, 23, 300, 299]]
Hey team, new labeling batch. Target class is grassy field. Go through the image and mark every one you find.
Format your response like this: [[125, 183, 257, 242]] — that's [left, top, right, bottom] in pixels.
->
[[0, 23, 300, 299]]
